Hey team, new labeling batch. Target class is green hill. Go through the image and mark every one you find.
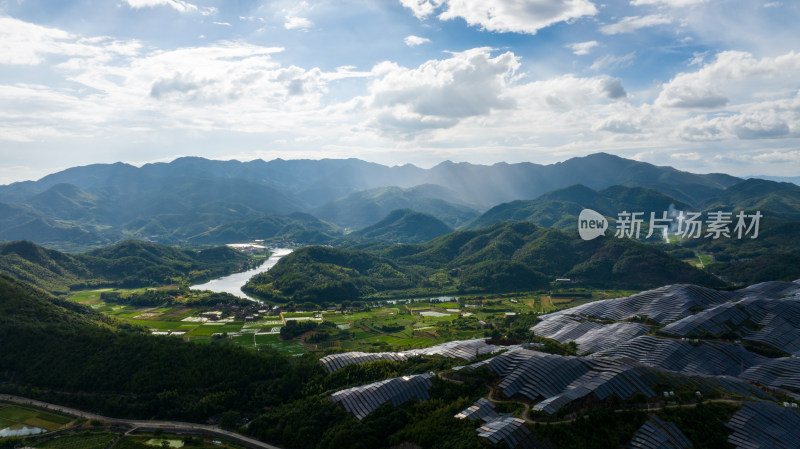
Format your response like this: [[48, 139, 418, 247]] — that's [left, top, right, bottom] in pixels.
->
[[345, 209, 453, 244], [187, 212, 342, 244], [703, 178, 800, 221], [0, 239, 251, 294], [245, 222, 723, 303], [312, 184, 478, 229], [465, 184, 692, 230]]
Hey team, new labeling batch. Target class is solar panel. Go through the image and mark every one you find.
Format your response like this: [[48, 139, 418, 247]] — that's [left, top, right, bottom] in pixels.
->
[[726, 401, 800, 449], [330, 372, 435, 420], [627, 416, 692, 449]]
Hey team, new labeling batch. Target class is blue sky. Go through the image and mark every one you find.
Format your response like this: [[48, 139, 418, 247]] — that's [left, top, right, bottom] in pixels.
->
[[1, 0, 799, 184]]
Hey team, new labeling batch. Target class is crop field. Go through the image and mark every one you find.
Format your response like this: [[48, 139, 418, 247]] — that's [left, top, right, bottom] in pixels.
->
[[0, 405, 73, 432], [24, 431, 243, 449], [68, 287, 628, 355], [31, 431, 115, 449]]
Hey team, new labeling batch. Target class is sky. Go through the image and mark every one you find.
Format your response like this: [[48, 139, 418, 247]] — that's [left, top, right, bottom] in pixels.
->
[[1, 0, 800, 184]]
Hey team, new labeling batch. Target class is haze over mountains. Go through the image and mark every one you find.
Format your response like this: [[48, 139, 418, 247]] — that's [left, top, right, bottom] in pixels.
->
[[2, 152, 786, 250]]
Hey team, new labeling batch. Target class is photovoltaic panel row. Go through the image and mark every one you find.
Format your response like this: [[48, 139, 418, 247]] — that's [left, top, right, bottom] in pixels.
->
[[737, 298, 800, 355], [740, 357, 800, 391], [486, 348, 771, 416], [532, 364, 658, 415], [654, 370, 771, 400], [454, 397, 500, 422], [591, 336, 766, 376], [319, 351, 408, 373], [726, 401, 800, 449], [477, 417, 552, 449], [730, 281, 800, 300], [542, 284, 731, 325], [533, 315, 650, 354], [661, 302, 749, 337], [320, 338, 505, 372], [627, 415, 692, 449], [330, 372, 434, 420], [489, 349, 592, 400]]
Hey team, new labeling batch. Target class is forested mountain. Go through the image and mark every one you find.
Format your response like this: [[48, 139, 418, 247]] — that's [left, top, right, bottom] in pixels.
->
[[312, 184, 478, 229], [244, 222, 723, 303], [0, 153, 744, 250], [465, 184, 693, 230], [186, 212, 342, 245], [0, 239, 251, 294], [342, 209, 453, 244]]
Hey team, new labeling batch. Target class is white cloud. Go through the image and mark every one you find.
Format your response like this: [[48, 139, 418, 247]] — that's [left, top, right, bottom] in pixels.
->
[[399, 0, 439, 19], [630, 0, 709, 7], [213, 21, 231, 27], [284, 16, 313, 30], [364, 48, 520, 136], [600, 14, 672, 34], [0, 17, 140, 66], [566, 40, 599, 55], [590, 52, 636, 71], [400, 0, 598, 35], [656, 51, 800, 108], [122, 0, 215, 15], [404, 35, 431, 47]]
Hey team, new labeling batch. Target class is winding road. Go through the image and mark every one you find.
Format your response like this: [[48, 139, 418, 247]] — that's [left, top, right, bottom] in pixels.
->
[[0, 394, 282, 449]]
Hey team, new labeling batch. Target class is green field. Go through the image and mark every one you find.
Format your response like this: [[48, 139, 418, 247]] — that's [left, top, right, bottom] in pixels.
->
[[68, 287, 628, 355], [0, 405, 73, 432], [32, 432, 115, 449]]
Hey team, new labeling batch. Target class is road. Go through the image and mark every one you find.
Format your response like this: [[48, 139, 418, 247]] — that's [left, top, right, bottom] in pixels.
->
[[0, 394, 282, 449]]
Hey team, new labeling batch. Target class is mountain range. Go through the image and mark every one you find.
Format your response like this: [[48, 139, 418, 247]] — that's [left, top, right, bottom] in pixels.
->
[[0, 152, 749, 250]]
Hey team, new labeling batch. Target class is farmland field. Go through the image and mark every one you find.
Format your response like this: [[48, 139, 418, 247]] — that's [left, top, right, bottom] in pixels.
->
[[0, 405, 73, 432], [67, 287, 628, 355]]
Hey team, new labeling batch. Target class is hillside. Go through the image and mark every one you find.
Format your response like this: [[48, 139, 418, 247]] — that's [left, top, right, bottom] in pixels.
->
[[465, 184, 693, 231], [245, 222, 723, 303], [0, 240, 251, 294], [344, 209, 453, 244], [312, 184, 479, 229], [186, 212, 342, 245]]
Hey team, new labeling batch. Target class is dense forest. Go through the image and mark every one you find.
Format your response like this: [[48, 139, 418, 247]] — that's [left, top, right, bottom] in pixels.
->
[[243, 221, 723, 303], [0, 274, 741, 449], [0, 239, 252, 294]]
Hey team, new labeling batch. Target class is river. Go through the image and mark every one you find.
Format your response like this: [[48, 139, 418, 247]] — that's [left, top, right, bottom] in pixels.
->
[[190, 248, 292, 302]]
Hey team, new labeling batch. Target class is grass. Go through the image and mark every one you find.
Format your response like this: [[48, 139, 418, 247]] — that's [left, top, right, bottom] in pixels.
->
[[0, 405, 73, 432], [32, 432, 115, 449]]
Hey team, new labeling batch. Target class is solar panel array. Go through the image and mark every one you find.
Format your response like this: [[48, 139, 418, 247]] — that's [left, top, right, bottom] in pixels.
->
[[541, 284, 731, 325], [484, 346, 772, 416], [489, 349, 592, 401], [661, 301, 749, 337], [591, 336, 766, 376], [730, 281, 800, 300], [454, 397, 500, 422], [477, 417, 552, 449], [737, 297, 800, 355], [627, 415, 692, 449], [531, 360, 657, 415], [533, 315, 651, 354], [330, 372, 435, 419], [486, 349, 661, 415], [320, 338, 504, 372], [726, 401, 800, 449], [740, 357, 800, 391], [320, 351, 409, 373]]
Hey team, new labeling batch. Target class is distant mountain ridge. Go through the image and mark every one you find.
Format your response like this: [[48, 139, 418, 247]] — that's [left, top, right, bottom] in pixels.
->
[[0, 152, 782, 250]]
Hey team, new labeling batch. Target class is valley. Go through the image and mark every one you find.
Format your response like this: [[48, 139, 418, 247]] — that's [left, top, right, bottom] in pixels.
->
[[2, 154, 800, 449]]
